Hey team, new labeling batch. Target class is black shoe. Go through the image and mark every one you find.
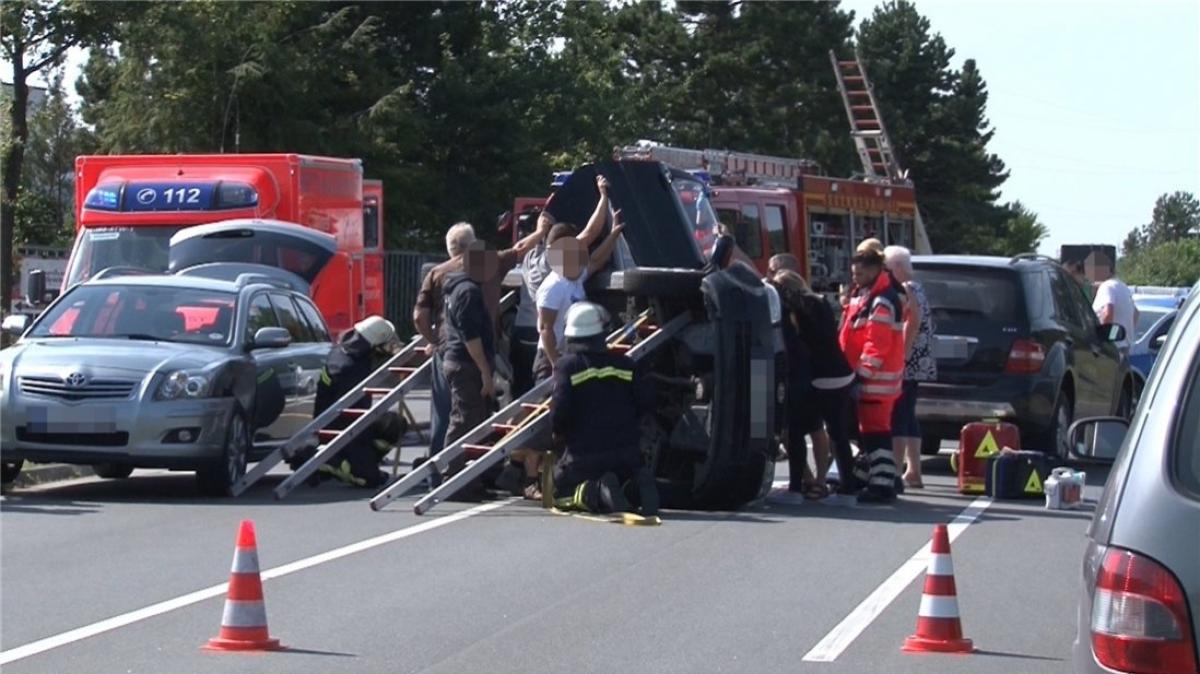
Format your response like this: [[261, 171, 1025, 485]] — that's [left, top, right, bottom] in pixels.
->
[[598, 472, 632, 513], [893, 476, 906, 495], [856, 486, 897, 505]]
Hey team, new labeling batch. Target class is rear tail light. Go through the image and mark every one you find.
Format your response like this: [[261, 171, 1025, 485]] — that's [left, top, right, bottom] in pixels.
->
[[1005, 338, 1046, 374], [1091, 547, 1198, 674]]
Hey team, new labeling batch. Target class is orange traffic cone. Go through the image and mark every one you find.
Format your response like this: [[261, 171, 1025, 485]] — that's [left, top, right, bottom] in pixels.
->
[[903, 524, 974, 654], [204, 520, 283, 652]]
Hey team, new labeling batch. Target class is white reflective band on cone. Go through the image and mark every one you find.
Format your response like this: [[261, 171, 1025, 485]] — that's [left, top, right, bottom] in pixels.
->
[[918, 595, 961, 619], [221, 600, 268, 628], [927, 553, 954, 576], [231, 549, 261, 574]]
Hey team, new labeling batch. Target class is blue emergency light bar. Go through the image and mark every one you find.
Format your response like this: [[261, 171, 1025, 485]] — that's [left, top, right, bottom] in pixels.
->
[[83, 181, 259, 212]]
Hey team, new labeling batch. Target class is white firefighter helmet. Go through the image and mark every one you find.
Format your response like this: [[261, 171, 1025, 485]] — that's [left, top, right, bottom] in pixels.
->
[[564, 302, 608, 339], [355, 315, 397, 347]]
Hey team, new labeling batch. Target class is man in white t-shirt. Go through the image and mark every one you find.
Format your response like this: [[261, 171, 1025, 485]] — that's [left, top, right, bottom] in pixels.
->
[[533, 219, 626, 380], [1092, 277, 1138, 354]]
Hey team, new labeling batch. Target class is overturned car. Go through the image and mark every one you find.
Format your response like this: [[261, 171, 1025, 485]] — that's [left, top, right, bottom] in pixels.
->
[[503, 159, 787, 509]]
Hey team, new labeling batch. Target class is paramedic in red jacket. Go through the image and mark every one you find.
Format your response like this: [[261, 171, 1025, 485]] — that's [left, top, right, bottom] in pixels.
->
[[839, 249, 906, 504]]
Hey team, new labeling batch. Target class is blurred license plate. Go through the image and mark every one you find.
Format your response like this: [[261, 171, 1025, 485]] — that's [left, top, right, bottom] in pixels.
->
[[26, 406, 117, 433], [935, 337, 971, 360]]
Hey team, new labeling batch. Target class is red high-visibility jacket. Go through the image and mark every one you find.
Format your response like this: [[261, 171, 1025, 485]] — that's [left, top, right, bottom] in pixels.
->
[[839, 271, 905, 402]]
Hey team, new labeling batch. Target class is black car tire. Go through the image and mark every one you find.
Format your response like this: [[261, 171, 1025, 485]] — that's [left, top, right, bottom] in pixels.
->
[[1036, 390, 1074, 460], [622, 268, 706, 299], [1, 459, 24, 484], [196, 408, 250, 497], [93, 463, 134, 479]]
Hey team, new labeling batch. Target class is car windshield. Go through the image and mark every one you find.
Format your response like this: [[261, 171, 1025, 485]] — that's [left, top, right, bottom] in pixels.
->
[[30, 284, 238, 346], [671, 174, 718, 254], [65, 226, 185, 288], [1134, 307, 1170, 340]]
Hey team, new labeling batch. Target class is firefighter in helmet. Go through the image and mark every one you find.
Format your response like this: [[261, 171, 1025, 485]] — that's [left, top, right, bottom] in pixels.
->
[[294, 315, 408, 488], [550, 302, 658, 516]]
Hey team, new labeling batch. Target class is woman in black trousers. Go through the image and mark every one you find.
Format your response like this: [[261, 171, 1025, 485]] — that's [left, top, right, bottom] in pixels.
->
[[772, 271, 859, 496]]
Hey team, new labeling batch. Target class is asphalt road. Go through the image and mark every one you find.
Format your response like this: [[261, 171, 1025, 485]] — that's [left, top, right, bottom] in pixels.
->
[[0, 432, 1107, 674]]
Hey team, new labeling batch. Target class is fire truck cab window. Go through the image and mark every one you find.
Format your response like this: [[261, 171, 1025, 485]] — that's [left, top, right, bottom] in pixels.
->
[[764, 204, 788, 255], [737, 204, 764, 258], [887, 219, 913, 249], [855, 215, 884, 243]]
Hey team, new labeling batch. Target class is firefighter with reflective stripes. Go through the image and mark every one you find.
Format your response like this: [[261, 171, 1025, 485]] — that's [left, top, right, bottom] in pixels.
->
[[294, 316, 407, 488], [550, 303, 659, 516], [839, 250, 906, 504]]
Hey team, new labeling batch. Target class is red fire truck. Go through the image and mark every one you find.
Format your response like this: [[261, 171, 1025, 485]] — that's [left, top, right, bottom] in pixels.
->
[[501, 143, 930, 293], [614, 142, 931, 292], [67, 153, 385, 337]]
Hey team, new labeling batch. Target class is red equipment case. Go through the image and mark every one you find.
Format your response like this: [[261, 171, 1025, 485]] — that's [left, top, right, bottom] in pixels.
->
[[955, 419, 1020, 494]]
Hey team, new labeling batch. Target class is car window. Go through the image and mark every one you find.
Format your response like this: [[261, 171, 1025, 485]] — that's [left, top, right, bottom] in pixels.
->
[[1049, 270, 1087, 331], [1023, 271, 1054, 322], [1173, 327, 1200, 498], [764, 204, 788, 255], [916, 268, 1021, 326], [363, 202, 380, 250], [270, 292, 313, 343], [246, 293, 279, 341], [31, 284, 236, 345], [1135, 308, 1170, 340], [738, 205, 764, 258], [294, 297, 331, 343]]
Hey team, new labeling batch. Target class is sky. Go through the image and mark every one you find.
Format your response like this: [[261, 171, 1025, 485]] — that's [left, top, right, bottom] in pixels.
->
[[840, 0, 1200, 256], [7, 1, 1199, 258]]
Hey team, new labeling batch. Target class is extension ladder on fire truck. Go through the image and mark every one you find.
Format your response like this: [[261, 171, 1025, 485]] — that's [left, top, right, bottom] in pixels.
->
[[617, 141, 819, 187], [830, 49, 934, 255], [369, 308, 691, 515], [829, 50, 903, 183], [229, 335, 433, 498]]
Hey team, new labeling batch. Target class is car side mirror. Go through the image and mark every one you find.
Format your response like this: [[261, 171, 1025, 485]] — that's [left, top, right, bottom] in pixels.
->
[[1067, 416, 1127, 464], [26, 269, 46, 305], [1097, 323, 1125, 343], [250, 327, 291, 350], [1152, 334, 1168, 350], [2, 314, 31, 337]]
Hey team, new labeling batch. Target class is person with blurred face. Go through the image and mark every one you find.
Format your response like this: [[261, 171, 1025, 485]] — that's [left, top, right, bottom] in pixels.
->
[[884, 245, 936, 489], [441, 242, 502, 459]]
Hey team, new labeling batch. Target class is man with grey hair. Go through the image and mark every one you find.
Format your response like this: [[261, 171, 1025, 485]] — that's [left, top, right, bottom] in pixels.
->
[[883, 244, 936, 489], [768, 253, 801, 276], [413, 218, 550, 460]]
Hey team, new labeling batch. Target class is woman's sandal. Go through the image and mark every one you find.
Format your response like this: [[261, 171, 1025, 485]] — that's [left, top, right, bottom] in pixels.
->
[[803, 483, 828, 500]]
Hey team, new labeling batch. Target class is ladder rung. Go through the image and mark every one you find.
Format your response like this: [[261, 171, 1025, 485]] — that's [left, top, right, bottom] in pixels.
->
[[610, 343, 632, 351], [364, 387, 394, 395], [848, 90, 872, 96], [388, 367, 418, 374], [521, 402, 544, 410], [462, 443, 493, 453], [850, 105, 875, 111], [318, 429, 341, 439], [341, 408, 369, 416], [493, 423, 519, 432], [843, 76, 864, 82], [837, 60, 859, 68]]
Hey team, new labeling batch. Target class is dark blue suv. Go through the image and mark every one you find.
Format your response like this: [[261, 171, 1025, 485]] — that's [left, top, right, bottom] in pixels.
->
[[912, 255, 1133, 458]]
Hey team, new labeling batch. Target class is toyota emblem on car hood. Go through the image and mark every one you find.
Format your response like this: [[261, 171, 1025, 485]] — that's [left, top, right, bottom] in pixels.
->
[[64, 372, 88, 388]]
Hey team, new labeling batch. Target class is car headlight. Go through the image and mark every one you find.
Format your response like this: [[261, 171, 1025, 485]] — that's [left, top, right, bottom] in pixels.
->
[[764, 283, 783, 325], [156, 370, 212, 400]]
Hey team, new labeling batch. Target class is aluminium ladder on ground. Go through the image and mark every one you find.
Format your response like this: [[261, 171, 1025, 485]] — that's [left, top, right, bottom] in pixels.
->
[[829, 49, 934, 255], [233, 290, 519, 499], [369, 308, 691, 515], [229, 333, 432, 498]]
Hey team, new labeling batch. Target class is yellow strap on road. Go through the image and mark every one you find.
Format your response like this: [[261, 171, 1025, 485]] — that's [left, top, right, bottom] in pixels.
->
[[549, 507, 662, 527]]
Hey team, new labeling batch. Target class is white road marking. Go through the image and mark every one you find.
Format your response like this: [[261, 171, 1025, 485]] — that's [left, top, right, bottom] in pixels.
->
[[801, 496, 992, 662], [0, 498, 514, 666]]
